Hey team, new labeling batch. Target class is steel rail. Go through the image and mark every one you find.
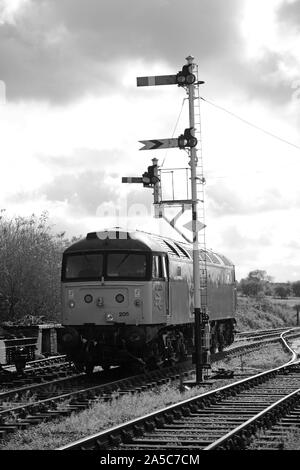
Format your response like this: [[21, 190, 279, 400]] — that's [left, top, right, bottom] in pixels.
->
[[2, 329, 295, 410], [58, 330, 299, 451], [203, 331, 299, 450], [2, 329, 293, 406], [0, 329, 298, 445]]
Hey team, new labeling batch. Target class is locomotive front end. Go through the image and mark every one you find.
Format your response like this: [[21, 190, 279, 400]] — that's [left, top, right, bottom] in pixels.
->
[[60, 231, 155, 372]]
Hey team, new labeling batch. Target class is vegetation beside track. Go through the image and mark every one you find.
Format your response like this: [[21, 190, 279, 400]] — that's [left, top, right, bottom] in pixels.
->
[[235, 295, 297, 331], [249, 428, 300, 451], [0, 343, 291, 450]]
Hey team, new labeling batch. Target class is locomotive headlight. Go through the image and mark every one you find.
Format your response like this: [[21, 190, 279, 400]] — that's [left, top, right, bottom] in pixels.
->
[[84, 294, 93, 304], [134, 298, 141, 307], [69, 300, 75, 308], [115, 293, 124, 303], [106, 313, 114, 322]]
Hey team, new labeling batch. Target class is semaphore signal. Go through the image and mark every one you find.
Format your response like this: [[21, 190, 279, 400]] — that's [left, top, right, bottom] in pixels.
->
[[124, 55, 210, 384]]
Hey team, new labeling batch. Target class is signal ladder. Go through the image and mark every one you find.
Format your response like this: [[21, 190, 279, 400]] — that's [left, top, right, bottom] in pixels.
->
[[193, 64, 208, 314]]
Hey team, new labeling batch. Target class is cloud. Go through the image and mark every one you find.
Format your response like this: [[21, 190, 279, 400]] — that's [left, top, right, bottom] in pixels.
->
[[278, 0, 300, 31], [206, 182, 294, 217], [0, 0, 297, 108], [221, 225, 270, 251], [38, 148, 128, 173], [8, 170, 118, 215], [0, 0, 246, 103], [285, 240, 300, 250]]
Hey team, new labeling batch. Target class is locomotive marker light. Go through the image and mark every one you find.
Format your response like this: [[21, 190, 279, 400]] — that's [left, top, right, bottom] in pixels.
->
[[84, 294, 93, 304], [136, 56, 210, 384], [115, 293, 125, 303]]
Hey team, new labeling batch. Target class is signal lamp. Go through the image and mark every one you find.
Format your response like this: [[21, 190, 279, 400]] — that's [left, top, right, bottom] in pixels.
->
[[142, 165, 160, 187], [186, 74, 196, 85], [178, 128, 198, 148], [176, 65, 196, 87], [142, 172, 151, 187]]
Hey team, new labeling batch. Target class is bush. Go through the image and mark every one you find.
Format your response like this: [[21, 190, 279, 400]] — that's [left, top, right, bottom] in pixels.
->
[[0, 211, 79, 322], [274, 285, 291, 299], [292, 281, 300, 297]]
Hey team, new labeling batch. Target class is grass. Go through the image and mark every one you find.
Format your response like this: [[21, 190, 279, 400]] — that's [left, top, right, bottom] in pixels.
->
[[235, 295, 298, 331], [217, 343, 291, 372], [249, 426, 300, 450], [0, 342, 292, 451], [283, 430, 300, 450]]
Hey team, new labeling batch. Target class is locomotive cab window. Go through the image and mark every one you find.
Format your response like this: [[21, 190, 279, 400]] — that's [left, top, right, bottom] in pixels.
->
[[152, 255, 162, 279], [152, 255, 167, 280], [63, 253, 103, 280], [107, 253, 147, 279]]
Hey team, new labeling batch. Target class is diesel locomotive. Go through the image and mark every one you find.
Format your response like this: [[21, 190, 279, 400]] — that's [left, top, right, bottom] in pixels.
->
[[60, 229, 237, 373]]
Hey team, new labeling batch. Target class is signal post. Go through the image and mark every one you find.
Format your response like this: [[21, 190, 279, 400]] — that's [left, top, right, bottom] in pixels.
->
[[186, 56, 204, 382], [123, 56, 210, 383]]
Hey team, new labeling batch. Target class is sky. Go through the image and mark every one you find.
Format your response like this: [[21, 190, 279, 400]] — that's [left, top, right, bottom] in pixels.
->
[[0, 0, 299, 282]]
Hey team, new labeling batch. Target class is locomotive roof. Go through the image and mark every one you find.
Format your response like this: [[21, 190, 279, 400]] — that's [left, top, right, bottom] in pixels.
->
[[64, 229, 234, 267]]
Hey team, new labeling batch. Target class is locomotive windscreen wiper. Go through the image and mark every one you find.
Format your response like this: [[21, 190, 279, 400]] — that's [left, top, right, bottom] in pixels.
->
[[116, 253, 130, 269]]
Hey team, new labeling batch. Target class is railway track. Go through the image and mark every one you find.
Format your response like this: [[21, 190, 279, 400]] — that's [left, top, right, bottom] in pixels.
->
[[235, 327, 300, 344], [58, 330, 300, 451], [0, 327, 299, 446], [0, 355, 77, 390], [2, 326, 296, 400], [0, 362, 195, 440], [1, 326, 297, 403]]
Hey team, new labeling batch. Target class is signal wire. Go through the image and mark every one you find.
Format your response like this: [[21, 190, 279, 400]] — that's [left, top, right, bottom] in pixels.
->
[[200, 96, 300, 152], [161, 97, 187, 168]]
